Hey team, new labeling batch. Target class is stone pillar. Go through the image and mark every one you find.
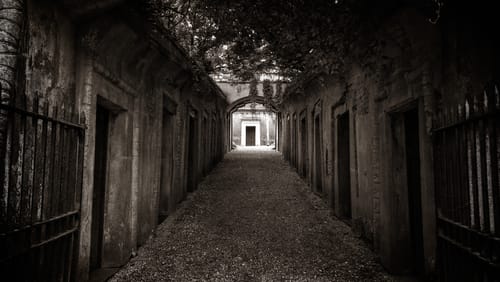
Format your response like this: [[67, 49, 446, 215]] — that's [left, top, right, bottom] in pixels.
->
[[266, 113, 270, 145]]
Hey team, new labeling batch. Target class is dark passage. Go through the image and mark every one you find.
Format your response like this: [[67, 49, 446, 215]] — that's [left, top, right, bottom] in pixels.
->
[[159, 108, 175, 223], [338, 112, 351, 220], [404, 108, 424, 275], [300, 116, 307, 177], [202, 117, 208, 176], [246, 126, 256, 146], [90, 104, 109, 271], [187, 115, 198, 193], [111, 149, 396, 281], [313, 116, 323, 194]]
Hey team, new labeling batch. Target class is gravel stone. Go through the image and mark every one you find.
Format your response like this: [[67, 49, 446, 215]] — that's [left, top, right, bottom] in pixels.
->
[[111, 149, 406, 282]]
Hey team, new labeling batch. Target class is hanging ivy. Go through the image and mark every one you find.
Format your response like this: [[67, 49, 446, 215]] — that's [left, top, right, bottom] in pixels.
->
[[249, 78, 258, 97], [262, 79, 274, 111], [249, 78, 258, 111], [274, 82, 283, 105]]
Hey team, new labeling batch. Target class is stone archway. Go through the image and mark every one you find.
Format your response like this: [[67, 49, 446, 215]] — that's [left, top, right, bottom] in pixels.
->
[[226, 96, 278, 114]]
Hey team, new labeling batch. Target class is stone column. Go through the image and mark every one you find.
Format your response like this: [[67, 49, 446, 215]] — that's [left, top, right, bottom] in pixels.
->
[[266, 112, 270, 145]]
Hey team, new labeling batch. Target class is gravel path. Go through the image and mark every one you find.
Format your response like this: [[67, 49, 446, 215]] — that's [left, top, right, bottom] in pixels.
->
[[111, 149, 400, 282]]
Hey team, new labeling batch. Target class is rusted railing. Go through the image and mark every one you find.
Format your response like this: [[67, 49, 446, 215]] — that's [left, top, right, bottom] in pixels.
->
[[0, 93, 85, 281], [433, 83, 500, 281]]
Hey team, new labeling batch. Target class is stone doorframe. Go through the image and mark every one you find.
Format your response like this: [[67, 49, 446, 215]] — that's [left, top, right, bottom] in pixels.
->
[[241, 121, 261, 146]]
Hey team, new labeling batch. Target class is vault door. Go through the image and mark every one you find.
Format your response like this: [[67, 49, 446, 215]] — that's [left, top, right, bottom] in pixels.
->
[[90, 105, 110, 271], [159, 109, 175, 223], [337, 112, 351, 220], [313, 115, 323, 193], [187, 115, 198, 193], [286, 116, 291, 159], [300, 116, 308, 177], [293, 115, 297, 167], [404, 108, 424, 275], [246, 126, 256, 146], [202, 117, 208, 176]]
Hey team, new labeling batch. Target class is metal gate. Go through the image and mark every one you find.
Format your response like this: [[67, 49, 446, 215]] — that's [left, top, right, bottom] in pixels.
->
[[0, 93, 85, 281], [433, 83, 500, 281]]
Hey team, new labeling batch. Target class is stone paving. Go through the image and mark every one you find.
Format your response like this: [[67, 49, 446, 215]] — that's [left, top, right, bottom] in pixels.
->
[[111, 148, 403, 282]]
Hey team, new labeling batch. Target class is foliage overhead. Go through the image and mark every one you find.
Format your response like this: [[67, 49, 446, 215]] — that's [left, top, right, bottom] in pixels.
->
[[150, 0, 442, 82]]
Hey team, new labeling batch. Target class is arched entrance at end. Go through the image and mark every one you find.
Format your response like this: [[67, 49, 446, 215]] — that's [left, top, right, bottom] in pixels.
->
[[226, 96, 279, 114], [226, 97, 279, 150]]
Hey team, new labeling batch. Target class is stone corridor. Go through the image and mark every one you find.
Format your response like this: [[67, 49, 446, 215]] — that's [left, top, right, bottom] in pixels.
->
[[111, 149, 399, 281]]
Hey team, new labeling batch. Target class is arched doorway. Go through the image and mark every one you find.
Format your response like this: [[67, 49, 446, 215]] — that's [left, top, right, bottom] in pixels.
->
[[227, 97, 278, 149]]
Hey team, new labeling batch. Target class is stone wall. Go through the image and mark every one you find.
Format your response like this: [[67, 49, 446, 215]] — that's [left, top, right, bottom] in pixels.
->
[[279, 6, 500, 278], [13, 1, 228, 280]]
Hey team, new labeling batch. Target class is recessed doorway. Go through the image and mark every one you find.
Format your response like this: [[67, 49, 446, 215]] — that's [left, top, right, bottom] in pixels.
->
[[337, 112, 351, 220], [90, 104, 109, 271], [246, 126, 256, 146], [300, 114, 308, 178], [313, 115, 323, 194], [158, 101, 176, 223], [241, 121, 261, 146], [404, 108, 424, 275], [187, 113, 198, 193]]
